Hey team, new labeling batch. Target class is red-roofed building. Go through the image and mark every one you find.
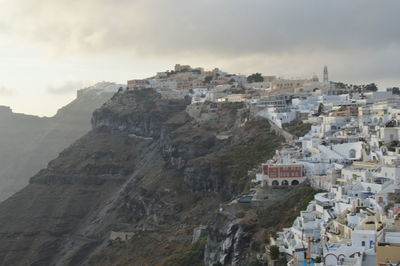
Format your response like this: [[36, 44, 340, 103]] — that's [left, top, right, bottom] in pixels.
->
[[261, 163, 305, 186]]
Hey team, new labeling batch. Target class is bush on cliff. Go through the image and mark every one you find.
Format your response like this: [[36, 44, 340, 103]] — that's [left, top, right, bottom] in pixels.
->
[[217, 120, 284, 194], [257, 186, 321, 230], [166, 234, 207, 266], [282, 120, 311, 137]]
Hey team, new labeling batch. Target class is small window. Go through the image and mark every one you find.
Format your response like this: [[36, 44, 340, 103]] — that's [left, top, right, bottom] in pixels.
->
[[361, 241, 365, 247], [349, 149, 356, 158]]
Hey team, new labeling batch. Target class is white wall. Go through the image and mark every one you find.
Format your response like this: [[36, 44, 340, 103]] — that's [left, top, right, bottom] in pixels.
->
[[380, 127, 400, 143], [351, 230, 376, 249], [381, 166, 400, 181], [332, 142, 363, 160]]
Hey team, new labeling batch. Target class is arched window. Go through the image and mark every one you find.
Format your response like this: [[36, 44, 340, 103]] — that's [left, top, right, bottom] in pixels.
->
[[281, 180, 289, 186], [272, 180, 279, 186], [291, 180, 300, 186], [367, 187, 371, 192], [349, 149, 356, 158]]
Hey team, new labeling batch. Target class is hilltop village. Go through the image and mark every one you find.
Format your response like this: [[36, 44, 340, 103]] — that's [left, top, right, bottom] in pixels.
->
[[125, 64, 400, 266]]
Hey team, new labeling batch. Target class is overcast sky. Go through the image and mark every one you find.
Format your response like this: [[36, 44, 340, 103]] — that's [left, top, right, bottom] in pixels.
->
[[0, 0, 399, 116]]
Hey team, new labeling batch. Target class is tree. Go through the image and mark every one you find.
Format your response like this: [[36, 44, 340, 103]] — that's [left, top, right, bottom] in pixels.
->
[[204, 76, 213, 84], [249, 260, 264, 266], [317, 103, 324, 114], [364, 83, 378, 92], [335, 82, 348, 89], [313, 103, 324, 117], [192, 69, 201, 75], [392, 87, 400, 95], [269, 245, 280, 260], [247, 73, 264, 83]]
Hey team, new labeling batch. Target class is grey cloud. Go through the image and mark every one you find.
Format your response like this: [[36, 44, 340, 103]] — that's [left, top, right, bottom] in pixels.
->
[[0, 0, 399, 86], [1, 0, 399, 55]]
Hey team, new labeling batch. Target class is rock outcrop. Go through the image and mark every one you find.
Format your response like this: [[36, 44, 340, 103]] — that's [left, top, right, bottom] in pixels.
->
[[205, 213, 255, 266]]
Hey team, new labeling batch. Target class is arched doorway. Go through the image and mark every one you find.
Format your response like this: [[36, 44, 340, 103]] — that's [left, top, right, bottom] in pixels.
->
[[281, 180, 289, 186], [349, 149, 356, 158], [291, 180, 299, 186], [272, 180, 279, 186]]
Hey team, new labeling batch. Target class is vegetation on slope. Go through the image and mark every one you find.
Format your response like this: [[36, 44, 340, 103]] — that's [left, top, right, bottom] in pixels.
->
[[217, 119, 284, 195], [257, 185, 322, 230], [282, 120, 312, 137], [165, 233, 207, 266]]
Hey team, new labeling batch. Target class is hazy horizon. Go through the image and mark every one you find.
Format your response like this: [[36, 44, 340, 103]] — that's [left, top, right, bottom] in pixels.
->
[[1, 0, 399, 116]]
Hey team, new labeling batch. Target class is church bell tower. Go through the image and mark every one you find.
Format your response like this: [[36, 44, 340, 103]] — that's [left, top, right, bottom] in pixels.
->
[[323, 66, 329, 83]]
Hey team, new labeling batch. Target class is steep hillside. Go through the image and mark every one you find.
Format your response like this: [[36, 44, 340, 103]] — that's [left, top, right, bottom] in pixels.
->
[[0, 88, 288, 265], [0, 82, 121, 201]]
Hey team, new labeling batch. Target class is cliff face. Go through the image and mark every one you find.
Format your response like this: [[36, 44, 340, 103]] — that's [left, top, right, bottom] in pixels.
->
[[0, 82, 120, 201], [204, 213, 255, 266], [0, 88, 284, 266]]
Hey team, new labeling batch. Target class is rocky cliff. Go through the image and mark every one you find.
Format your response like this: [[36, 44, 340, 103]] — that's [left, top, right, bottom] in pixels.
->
[[0, 88, 286, 265], [0, 82, 121, 201], [204, 213, 255, 266]]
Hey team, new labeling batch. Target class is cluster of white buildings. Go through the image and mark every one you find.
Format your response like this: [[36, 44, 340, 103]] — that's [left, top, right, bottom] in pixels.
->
[[262, 83, 400, 265]]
